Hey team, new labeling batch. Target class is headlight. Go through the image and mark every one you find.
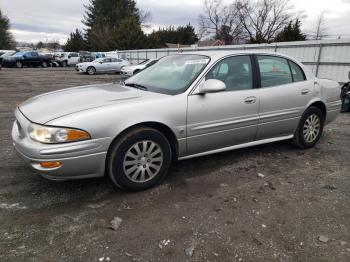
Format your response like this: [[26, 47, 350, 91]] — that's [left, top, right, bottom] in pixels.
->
[[28, 123, 90, 144]]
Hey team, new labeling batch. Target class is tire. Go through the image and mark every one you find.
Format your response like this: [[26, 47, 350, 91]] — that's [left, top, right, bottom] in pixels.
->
[[42, 61, 48, 68], [292, 106, 324, 149], [107, 127, 172, 192], [87, 66, 96, 75], [61, 61, 67, 67], [16, 61, 23, 68], [133, 69, 141, 75]]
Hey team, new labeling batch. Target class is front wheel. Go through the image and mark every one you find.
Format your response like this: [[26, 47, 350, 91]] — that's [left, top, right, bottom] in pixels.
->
[[42, 61, 48, 68], [292, 106, 324, 149], [86, 66, 96, 75], [107, 127, 172, 191], [16, 61, 23, 68]]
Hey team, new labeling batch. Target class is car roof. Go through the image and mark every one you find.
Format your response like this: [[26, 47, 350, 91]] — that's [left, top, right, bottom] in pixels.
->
[[182, 50, 295, 61]]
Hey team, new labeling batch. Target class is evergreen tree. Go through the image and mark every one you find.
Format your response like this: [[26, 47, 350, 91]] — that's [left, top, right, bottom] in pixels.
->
[[114, 17, 148, 50], [0, 9, 15, 49], [147, 24, 198, 48], [275, 19, 306, 42], [36, 41, 44, 49], [64, 29, 86, 51], [82, 0, 141, 50]]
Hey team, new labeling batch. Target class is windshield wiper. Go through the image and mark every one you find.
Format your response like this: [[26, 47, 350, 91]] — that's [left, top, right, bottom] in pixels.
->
[[125, 83, 148, 91]]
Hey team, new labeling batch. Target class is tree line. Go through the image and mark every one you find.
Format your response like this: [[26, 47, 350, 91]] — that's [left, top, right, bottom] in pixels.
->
[[64, 0, 199, 52], [0, 0, 328, 51]]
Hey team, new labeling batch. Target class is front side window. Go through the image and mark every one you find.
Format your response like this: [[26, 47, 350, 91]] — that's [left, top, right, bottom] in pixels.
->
[[257, 55, 293, 88], [125, 54, 210, 95], [205, 55, 253, 91]]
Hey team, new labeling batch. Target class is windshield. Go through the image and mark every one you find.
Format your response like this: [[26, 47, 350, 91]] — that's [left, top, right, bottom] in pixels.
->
[[125, 54, 210, 95], [138, 59, 149, 65], [13, 52, 27, 57], [93, 58, 104, 63]]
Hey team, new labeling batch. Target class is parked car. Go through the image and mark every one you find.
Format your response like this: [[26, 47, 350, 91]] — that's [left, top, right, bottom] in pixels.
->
[[78, 51, 94, 62], [2, 51, 51, 68], [53, 52, 80, 67], [76, 57, 130, 75], [121, 59, 158, 76], [0, 51, 16, 65], [12, 51, 341, 191]]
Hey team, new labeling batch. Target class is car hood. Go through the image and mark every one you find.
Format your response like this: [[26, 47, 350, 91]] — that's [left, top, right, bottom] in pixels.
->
[[19, 83, 154, 124], [3, 56, 17, 61], [77, 62, 93, 67]]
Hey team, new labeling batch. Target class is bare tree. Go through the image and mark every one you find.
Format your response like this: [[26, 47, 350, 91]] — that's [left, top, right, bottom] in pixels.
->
[[235, 0, 294, 43], [198, 0, 244, 44], [311, 11, 327, 40], [139, 10, 153, 29]]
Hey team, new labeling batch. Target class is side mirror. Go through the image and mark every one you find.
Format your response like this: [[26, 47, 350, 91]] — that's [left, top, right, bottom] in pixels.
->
[[99, 61, 103, 64], [199, 79, 226, 94]]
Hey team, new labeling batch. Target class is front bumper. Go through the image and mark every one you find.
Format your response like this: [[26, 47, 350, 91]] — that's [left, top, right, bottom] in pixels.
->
[[2, 60, 16, 67], [75, 66, 86, 73], [121, 70, 133, 76], [12, 108, 113, 181]]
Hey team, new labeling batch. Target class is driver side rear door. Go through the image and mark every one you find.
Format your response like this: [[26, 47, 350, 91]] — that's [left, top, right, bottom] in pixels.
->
[[186, 55, 260, 156]]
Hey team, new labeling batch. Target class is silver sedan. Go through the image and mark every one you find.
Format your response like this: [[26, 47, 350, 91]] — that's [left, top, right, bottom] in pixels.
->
[[76, 57, 130, 75], [12, 51, 341, 191]]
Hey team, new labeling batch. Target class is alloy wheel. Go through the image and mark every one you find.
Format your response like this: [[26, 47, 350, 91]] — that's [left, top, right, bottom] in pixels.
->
[[123, 140, 163, 183], [303, 114, 321, 143]]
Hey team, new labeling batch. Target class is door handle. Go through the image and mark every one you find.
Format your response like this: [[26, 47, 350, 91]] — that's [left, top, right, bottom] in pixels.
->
[[301, 89, 310, 95], [244, 96, 256, 104]]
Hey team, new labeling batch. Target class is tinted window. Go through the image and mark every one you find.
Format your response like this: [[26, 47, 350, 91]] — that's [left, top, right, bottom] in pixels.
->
[[257, 56, 293, 88], [103, 58, 111, 63], [206, 55, 253, 91], [146, 60, 157, 67], [31, 52, 38, 57], [289, 61, 305, 82]]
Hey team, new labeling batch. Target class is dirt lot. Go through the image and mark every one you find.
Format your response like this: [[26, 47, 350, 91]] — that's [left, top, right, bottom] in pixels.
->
[[0, 67, 349, 262]]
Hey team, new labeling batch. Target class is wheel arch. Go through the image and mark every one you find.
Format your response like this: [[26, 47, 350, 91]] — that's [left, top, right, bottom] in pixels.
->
[[107, 121, 179, 161], [308, 100, 327, 120]]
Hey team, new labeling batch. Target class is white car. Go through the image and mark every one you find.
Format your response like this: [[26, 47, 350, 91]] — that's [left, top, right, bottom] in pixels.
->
[[76, 58, 130, 75], [121, 59, 158, 76]]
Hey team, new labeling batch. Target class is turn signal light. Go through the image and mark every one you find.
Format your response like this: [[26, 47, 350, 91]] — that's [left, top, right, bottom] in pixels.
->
[[66, 129, 90, 141], [39, 161, 62, 168]]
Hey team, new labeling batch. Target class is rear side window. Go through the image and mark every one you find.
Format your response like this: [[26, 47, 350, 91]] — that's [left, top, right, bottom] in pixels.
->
[[257, 56, 293, 88], [288, 61, 305, 82]]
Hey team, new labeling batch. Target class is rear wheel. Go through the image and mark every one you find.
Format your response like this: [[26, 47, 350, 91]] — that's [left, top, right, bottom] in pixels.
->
[[107, 127, 172, 191], [61, 61, 67, 67], [292, 106, 324, 149], [42, 61, 48, 68], [87, 66, 96, 75]]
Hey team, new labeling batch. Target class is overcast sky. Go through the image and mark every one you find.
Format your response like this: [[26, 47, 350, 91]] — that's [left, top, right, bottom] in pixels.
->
[[1, 0, 350, 44]]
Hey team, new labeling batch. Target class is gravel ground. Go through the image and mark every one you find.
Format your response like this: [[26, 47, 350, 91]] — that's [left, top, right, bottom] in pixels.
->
[[0, 67, 349, 262]]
